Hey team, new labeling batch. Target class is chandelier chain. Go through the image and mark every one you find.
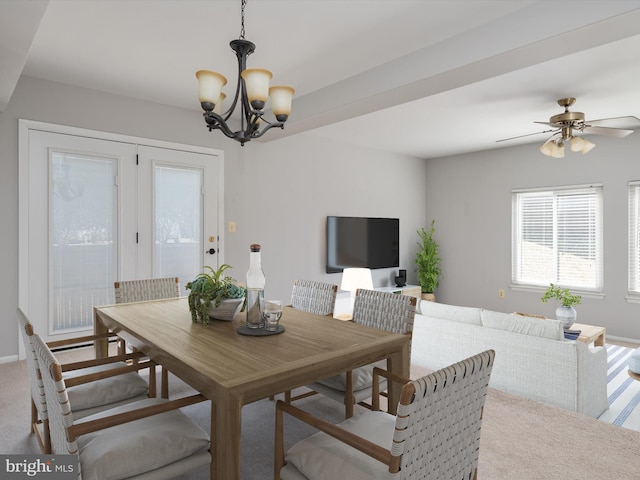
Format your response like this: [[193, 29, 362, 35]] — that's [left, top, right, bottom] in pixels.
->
[[240, 0, 247, 39]]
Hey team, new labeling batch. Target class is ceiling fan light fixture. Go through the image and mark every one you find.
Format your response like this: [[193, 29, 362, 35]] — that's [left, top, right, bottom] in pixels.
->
[[551, 141, 565, 158], [580, 138, 596, 154], [539, 139, 555, 156], [569, 135, 586, 152]]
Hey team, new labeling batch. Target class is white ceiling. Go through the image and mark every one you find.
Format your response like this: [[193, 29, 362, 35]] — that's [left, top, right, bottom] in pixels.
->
[[3, 0, 640, 159]]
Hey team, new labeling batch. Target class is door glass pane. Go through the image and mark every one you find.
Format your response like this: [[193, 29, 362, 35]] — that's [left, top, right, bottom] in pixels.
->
[[154, 165, 203, 293], [51, 152, 117, 332]]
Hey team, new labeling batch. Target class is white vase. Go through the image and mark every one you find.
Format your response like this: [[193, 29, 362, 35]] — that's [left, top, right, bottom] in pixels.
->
[[555, 305, 577, 329]]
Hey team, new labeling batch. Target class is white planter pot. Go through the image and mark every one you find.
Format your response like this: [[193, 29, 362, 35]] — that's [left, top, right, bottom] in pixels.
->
[[555, 305, 577, 329], [208, 298, 244, 322]]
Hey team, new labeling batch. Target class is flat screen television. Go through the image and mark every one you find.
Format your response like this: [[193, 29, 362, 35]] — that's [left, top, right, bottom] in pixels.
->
[[326, 216, 399, 273]]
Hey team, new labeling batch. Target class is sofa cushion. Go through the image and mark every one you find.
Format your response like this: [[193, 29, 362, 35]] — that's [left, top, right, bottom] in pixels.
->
[[419, 301, 482, 325], [481, 309, 563, 340]]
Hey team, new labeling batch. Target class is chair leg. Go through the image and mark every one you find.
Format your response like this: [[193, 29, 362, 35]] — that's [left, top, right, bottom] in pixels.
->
[[30, 399, 38, 433], [161, 367, 169, 399], [43, 419, 51, 454], [148, 364, 157, 398], [284, 390, 292, 404]]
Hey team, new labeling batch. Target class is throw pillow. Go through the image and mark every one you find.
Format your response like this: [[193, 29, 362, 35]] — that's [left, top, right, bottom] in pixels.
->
[[481, 309, 563, 340], [419, 301, 482, 325]]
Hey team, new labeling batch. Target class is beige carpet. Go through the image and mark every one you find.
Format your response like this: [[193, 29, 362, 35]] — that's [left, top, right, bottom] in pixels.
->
[[2, 352, 640, 479], [479, 388, 640, 479]]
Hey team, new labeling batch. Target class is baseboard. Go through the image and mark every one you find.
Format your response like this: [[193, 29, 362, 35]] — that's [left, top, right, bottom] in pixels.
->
[[0, 354, 19, 365], [607, 334, 640, 347]]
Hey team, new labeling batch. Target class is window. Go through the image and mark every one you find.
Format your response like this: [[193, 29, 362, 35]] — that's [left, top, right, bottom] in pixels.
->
[[512, 185, 603, 291], [629, 182, 640, 296]]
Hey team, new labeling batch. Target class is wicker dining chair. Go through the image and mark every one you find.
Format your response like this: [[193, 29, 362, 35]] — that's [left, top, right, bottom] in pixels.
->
[[17, 308, 151, 454], [290, 279, 338, 316], [297, 288, 416, 418], [114, 277, 180, 398], [275, 349, 496, 480], [32, 332, 211, 480], [114, 277, 181, 304]]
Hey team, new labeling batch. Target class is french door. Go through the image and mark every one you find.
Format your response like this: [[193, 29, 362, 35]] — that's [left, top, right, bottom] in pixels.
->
[[19, 121, 223, 344]]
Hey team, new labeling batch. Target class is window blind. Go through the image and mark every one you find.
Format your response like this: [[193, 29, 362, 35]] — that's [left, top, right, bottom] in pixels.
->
[[512, 185, 603, 291], [629, 182, 640, 295]]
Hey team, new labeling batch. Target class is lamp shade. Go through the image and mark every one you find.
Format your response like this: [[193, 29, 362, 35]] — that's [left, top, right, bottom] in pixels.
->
[[196, 70, 227, 108], [580, 138, 596, 154], [340, 268, 373, 294], [551, 141, 565, 158], [213, 92, 226, 115], [569, 136, 586, 152], [241, 68, 272, 110], [269, 85, 295, 122], [539, 139, 555, 157]]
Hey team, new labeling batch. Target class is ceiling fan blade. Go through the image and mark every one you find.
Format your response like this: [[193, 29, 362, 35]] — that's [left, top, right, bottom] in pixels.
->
[[586, 116, 640, 129], [583, 125, 634, 138], [496, 128, 557, 143]]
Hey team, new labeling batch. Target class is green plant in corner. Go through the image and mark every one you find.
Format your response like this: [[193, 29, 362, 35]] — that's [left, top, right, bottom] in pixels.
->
[[415, 220, 442, 294], [186, 264, 246, 326], [540, 283, 581, 307]]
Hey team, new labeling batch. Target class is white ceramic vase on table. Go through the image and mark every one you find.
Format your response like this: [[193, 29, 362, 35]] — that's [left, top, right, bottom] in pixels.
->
[[556, 305, 577, 329]]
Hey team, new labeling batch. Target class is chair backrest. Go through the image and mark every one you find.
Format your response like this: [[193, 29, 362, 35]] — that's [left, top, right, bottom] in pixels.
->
[[290, 279, 338, 316], [17, 308, 47, 421], [390, 349, 495, 479], [352, 289, 416, 335], [114, 277, 180, 304], [31, 332, 80, 458]]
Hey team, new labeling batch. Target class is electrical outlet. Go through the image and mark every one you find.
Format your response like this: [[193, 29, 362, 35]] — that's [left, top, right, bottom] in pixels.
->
[[228, 221, 236, 233], [498, 289, 505, 299]]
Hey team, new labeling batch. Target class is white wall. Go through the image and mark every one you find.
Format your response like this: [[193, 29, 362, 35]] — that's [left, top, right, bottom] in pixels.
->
[[425, 133, 640, 342], [0, 76, 428, 359]]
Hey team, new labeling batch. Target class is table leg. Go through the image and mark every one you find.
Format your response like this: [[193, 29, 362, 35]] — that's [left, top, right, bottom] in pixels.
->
[[214, 390, 242, 480], [93, 309, 109, 358], [386, 339, 410, 415]]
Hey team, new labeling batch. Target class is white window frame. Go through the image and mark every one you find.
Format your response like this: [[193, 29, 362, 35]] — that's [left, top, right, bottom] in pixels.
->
[[628, 181, 640, 300], [512, 184, 603, 293]]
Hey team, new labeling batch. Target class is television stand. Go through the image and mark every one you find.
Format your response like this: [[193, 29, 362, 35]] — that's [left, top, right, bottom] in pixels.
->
[[375, 284, 421, 299]]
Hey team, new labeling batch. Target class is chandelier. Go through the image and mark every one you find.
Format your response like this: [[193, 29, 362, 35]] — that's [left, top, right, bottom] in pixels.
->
[[196, 0, 294, 146], [539, 129, 595, 158]]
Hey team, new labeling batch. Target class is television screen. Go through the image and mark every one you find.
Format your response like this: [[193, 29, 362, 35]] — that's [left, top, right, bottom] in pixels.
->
[[326, 216, 399, 273]]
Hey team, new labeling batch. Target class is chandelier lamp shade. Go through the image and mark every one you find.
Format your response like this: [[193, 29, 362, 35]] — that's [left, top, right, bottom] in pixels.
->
[[196, 0, 294, 146]]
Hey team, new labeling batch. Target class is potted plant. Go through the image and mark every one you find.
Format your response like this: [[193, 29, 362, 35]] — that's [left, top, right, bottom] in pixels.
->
[[415, 220, 442, 302], [186, 264, 246, 326], [541, 283, 582, 329]]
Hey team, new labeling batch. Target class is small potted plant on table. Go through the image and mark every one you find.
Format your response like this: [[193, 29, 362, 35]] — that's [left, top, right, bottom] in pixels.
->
[[186, 264, 246, 326], [541, 283, 581, 329]]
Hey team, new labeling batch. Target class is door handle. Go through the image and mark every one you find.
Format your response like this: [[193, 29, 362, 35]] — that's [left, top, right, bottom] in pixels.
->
[[205, 248, 216, 255]]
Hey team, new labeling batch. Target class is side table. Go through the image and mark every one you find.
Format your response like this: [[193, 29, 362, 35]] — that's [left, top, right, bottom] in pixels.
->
[[571, 322, 606, 347]]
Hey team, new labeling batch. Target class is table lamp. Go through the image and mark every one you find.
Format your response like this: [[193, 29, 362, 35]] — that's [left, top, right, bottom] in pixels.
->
[[338, 268, 373, 320]]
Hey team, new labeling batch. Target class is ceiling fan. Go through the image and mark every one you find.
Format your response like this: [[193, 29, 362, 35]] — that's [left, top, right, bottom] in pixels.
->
[[497, 97, 640, 157]]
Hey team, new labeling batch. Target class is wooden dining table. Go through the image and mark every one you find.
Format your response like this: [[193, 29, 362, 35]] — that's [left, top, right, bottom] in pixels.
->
[[93, 297, 410, 480]]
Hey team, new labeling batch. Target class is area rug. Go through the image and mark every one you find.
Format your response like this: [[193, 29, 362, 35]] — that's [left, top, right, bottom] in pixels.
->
[[598, 344, 640, 431]]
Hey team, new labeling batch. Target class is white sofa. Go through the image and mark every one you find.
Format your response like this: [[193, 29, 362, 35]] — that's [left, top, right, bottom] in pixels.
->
[[411, 300, 608, 418]]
